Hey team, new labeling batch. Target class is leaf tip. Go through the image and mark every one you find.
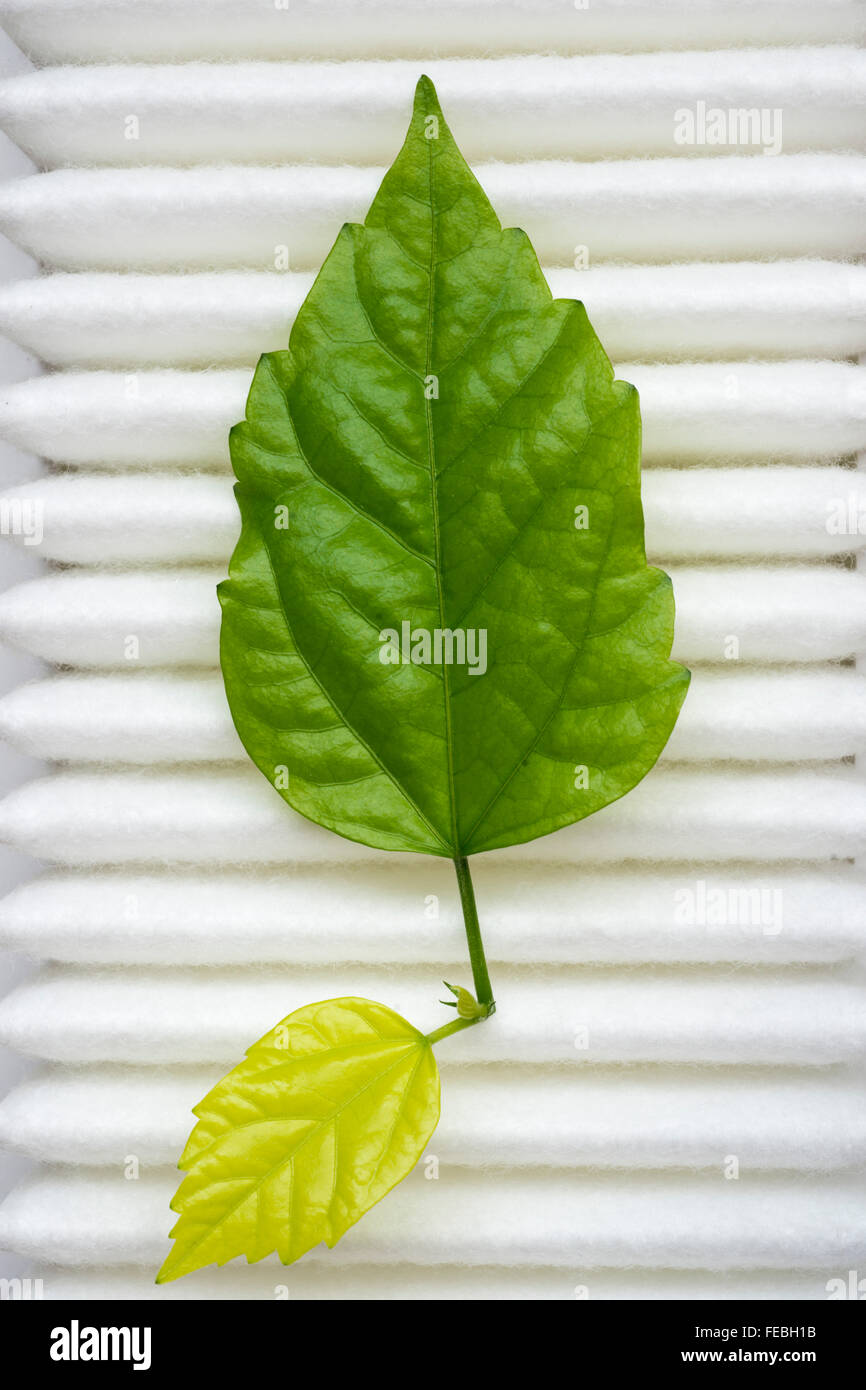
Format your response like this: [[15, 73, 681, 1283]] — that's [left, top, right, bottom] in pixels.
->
[[413, 73, 441, 118]]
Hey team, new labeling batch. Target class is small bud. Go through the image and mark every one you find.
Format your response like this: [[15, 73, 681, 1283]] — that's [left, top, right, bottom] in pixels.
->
[[441, 981, 487, 1020]]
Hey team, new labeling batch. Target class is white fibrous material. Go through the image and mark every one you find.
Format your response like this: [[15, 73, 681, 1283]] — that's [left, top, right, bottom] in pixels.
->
[[1, 0, 863, 64], [1, 362, 863, 466], [0, 967, 864, 1066], [0, 158, 864, 270], [1, 1169, 864, 1269], [26, 1265, 858, 1302], [0, 863, 860, 965], [0, 51, 863, 167], [0, 0, 865, 1298], [2, 1067, 864, 1168], [1, 263, 863, 367], [2, 466, 864, 564], [0, 667, 865, 764], [0, 766, 864, 867], [2, 565, 865, 666]]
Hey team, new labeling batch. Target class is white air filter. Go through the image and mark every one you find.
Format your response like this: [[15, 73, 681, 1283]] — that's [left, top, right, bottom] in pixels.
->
[[0, 864, 860, 966], [2, 966, 865, 1066], [0, 0, 864, 1301], [2, 1169, 864, 1270], [2, 361, 864, 467], [1, 667, 864, 765], [2, 1067, 865, 1169], [2, 262, 864, 366], [0, 51, 863, 167], [1, 156, 864, 269], [1, 0, 864, 62], [2, 467, 865, 564]]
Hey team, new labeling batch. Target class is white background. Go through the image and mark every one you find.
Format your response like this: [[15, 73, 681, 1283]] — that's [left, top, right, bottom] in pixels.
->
[[0, 26, 43, 1282]]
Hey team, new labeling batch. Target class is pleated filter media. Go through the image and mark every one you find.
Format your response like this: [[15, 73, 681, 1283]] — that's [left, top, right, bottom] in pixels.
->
[[0, 0, 864, 1302]]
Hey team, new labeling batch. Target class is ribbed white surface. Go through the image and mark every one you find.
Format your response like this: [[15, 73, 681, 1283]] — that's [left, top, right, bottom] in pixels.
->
[[1, 766, 866, 866], [4, 262, 865, 366], [0, 865, 861, 965], [3, 361, 865, 466], [1, 157, 864, 268], [4, 565, 866, 666], [1, 51, 863, 166], [3, 1170, 865, 1270], [24, 1266, 861, 1302], [3, 668, 866, 764], [5, 1067, 866, 1168], [4, 467, 866, 562], [0, 0, 864, 1301], [1, 0, 863, 62], [3, 966, 866, 1066]]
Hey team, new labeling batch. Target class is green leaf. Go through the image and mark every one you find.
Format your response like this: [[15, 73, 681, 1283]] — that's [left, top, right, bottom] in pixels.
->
[[219, 73, 689, 858], [156, 997, 439, 1282]]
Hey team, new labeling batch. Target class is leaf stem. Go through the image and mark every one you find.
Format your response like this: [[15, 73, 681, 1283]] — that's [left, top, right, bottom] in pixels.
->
[[425, 857, 495, 1046], [453, 855, 495, 1013], [425, 1016, 481, 1046]]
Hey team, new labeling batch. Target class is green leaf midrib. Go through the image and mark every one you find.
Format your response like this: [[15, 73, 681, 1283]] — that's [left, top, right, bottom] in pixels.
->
[[423, 127, 461, 859]]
